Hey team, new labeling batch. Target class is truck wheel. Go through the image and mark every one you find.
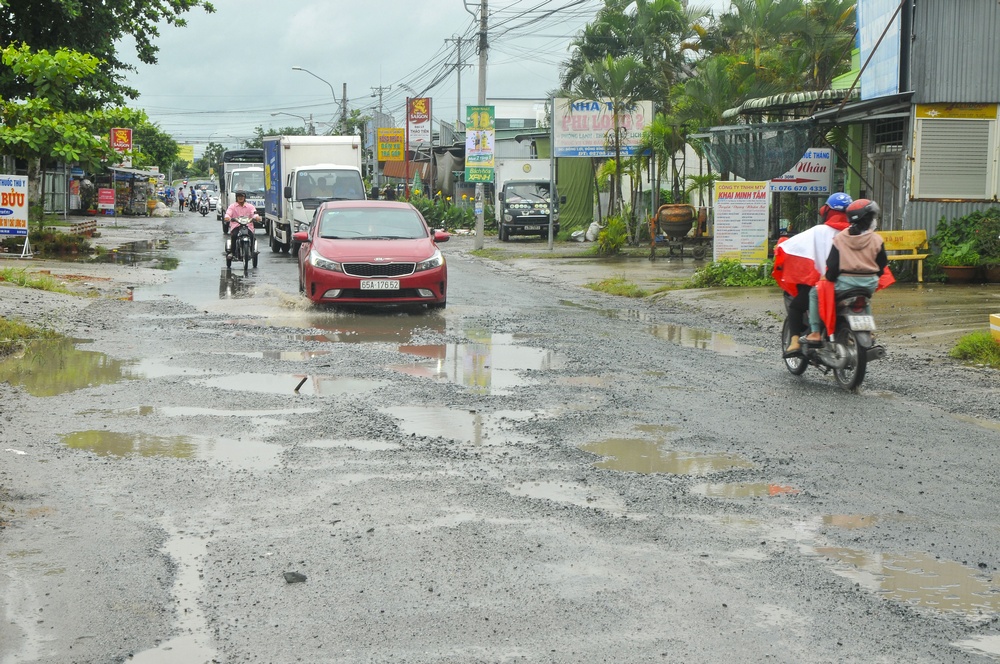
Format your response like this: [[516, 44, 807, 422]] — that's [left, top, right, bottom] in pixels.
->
[[269, 233, 281, 253], [500, 226, 508, 242], [288, 242, 299, 256]]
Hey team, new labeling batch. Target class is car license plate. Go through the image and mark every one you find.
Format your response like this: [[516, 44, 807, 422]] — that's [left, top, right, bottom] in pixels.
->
[[523, 225, 541, 230], [847, 315, 876, 331], [360, 279, 399, 290]]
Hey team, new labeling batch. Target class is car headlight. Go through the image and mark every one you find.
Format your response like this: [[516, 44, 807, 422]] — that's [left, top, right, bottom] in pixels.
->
[[503, 213, 513, 222], [309, 250, 342, 272], [415, 249, 444, 272]]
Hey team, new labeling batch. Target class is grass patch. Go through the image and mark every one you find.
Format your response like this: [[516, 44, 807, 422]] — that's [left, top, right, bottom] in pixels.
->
[[0, 267, 74, 294], [684, 259, 775, 288], [584, 276, 649, 298], [949, 331, 1000, 368], [0, 317, 58, 356]]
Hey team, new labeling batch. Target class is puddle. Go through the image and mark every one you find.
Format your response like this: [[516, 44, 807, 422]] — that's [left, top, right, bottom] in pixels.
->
[[300, 439, 401, 451], [381, 406, 536, 446], [822, 514, 879, 529], [60, 431, 282, 470], [506, 480, 636, 516], [91, 240, 176, 270], [390, 333, 566, 395], [131, 525, 216, 663], [237, 313, 447, 344], [218, 270, 256, 299], [197, 373, 386, 397], [223, 351, 331, 361], [813, 547, 1000, 618], [0, 338, 137, 396], [648, 323, 760, 357], [954, 634, 1000, 658], [691, 483, 800, 498], [79, 406, 317, 418], [580, 438, 754, 475]]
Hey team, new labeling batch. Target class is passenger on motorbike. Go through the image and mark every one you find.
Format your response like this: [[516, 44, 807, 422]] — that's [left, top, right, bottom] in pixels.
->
[[223, 191, 261, 259], [805, 199, 889, 345], [772, 192, 853, 356]]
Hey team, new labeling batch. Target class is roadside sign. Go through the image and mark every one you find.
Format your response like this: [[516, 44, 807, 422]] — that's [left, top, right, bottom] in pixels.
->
[[0, 174, 28, 236], [769, 148, 832, 194], [98, 188, 115, 210], [378, 128, 405, 162], [464, 105, 495, 183]]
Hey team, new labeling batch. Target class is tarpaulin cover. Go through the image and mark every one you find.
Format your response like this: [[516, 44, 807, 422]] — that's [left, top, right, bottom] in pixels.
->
[[695, 120, 819, 182]]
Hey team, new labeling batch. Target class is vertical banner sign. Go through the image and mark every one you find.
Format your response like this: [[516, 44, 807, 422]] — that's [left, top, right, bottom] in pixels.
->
[[713, 181, 770, 265], [111, 127, 133, 168], [464, 106, 495, 184], [378, 128, 405, 161], [407, 98, 432, 147], [97, 188, 116, 210], [0, 174, 29, 236]]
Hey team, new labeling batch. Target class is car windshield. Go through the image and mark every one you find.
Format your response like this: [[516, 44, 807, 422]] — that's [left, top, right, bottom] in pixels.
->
[[297, 170, 365, 200], [231, 172, 265, 194], [318, 207, 428, 240], [505, 183, 550, 203]]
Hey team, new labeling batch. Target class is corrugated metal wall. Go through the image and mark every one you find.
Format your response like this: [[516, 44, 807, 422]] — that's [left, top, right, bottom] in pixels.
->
[[912, 1, 1000, 103], [905, 200, 998, 237]]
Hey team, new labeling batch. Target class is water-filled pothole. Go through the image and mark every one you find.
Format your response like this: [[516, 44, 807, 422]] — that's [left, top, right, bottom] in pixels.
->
[[648, 323, 761, 357], [0, 338, 137, 396], [389, 333, 566, 395], [690, 483, 800, 498], [381, 406, 536, 446], [197, 373, 386, 397], [91, 240, 175, 269], [580, 437, 754, 475], [60, 430, 281, 469]]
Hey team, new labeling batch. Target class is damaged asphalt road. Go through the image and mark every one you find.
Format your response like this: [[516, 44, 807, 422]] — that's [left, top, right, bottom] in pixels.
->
[[2, 213, 1000, 663]]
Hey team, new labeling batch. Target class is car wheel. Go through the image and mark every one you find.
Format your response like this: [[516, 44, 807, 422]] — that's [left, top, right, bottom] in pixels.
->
[[499, 225, 508, 242], [428, 300, 447, 310]]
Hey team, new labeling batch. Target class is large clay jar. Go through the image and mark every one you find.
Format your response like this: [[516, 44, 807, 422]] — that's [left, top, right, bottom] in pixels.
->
[[656, 204, 695, 239]]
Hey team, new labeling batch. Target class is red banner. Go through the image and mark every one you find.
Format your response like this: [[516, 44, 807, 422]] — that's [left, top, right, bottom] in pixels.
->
[[110, 128, 132, 152]]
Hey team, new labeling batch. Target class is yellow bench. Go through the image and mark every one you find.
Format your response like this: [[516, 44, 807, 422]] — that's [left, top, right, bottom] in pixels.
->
[[877, 230, 929, 282]]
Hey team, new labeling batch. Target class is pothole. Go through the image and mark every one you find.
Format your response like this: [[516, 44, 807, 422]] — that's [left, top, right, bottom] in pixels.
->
[[580, 437, 754, 475], [381, 406, 536, 446]]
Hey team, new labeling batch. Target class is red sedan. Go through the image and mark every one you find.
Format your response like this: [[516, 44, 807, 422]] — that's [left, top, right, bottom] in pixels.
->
[[294, 201, 449, 308]]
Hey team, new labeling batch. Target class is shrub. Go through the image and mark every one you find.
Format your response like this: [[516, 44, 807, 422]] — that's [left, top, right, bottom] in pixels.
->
[[596, 215, 627, 255], [685, 259, 776, 288], [949, 331, 1000, 368]]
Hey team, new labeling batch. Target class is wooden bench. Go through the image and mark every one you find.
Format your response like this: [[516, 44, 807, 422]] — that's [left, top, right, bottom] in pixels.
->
[[877, 230, 929, 282], [71, 220, 97, 237]]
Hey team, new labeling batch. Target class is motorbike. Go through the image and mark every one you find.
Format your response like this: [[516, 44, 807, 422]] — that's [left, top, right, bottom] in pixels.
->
[[226, 216, 258, 270], [198, 194, 209, 217], [781, 287, 886, 391]]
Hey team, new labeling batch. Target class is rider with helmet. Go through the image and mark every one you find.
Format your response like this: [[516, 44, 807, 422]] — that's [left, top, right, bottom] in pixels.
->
[[772, 192, 853, 356], [223, 190, 261, 260], [805, 199, 889, 345]]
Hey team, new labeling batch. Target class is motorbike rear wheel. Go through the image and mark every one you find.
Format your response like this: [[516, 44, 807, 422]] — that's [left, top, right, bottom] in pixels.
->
[[781, 319, 808, 376], [833, 327, 867, 391]]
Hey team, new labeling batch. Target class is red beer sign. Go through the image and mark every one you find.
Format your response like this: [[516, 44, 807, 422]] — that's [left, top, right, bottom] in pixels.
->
[[111, 128, 132, 152]]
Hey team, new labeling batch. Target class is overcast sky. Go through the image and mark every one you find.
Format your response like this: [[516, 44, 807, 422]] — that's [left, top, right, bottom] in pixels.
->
[[122, 0, 729, 157]]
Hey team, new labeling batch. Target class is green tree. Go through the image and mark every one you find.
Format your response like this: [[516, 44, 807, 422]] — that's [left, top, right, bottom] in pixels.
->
[[202, 141, 225, 170], [244, 125, 308, 149], [132, 121, 178, 171], [0, 43, 146, 222], [0, 0, 215, 105]]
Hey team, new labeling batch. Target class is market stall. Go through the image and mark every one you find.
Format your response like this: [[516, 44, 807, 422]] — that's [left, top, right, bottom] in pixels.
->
[[108, 167, 161, 216]]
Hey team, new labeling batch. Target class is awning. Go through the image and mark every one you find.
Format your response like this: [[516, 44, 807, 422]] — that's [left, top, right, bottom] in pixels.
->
[[811, 91, 914, 125], [722, 89, 859, 120], [109, 166, 162, 179]]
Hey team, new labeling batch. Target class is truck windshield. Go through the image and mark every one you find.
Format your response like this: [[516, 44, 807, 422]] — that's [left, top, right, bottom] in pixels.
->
[[231, 171, 265, 194], [505, 183, 550, 203], [296, 170, 364, 201]]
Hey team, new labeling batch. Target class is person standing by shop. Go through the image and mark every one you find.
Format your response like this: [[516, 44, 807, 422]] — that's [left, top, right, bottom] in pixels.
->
[[178, 187, 186, 211]]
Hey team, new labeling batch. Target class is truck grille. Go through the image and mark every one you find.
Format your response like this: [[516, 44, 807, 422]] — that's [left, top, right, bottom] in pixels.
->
[[344, 263, 415, 277]]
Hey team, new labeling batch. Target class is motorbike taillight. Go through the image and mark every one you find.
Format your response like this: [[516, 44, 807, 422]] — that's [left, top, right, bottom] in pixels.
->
[[850, 297, 867, 313]]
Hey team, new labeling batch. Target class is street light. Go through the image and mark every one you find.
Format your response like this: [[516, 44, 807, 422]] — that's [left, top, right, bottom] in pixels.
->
[[271, 111, 314, 135], [292, 66, 343, 132]]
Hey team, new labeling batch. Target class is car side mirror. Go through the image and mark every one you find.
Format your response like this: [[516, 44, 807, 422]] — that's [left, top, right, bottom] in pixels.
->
[[497, 193, 504, 203], [560, 195, 566, 204], [434, 230, 450, 243], [292, 231, 309, 242], [284, 186, 292, 199]]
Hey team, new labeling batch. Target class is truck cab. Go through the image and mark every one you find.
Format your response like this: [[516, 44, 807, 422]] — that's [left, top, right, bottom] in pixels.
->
[[497, 180, 564, 242], [221, 167, 266, 232], [276, 165, 365, 254]]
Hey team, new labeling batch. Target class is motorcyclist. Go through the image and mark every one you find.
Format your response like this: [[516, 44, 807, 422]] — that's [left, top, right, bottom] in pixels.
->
[[223, 190, 261, 260], [772, 192, 853, 356], [805, 199, 889, 345]]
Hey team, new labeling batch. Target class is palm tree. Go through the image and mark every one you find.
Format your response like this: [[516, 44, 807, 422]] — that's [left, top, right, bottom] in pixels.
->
[[789, 0, 856, 90], [715, 0, 806, 74]]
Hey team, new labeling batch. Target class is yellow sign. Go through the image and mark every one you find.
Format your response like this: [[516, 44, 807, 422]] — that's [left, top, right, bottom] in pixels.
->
[[178, 144, 195, 163], [378, 128, 405, 162], [916, 103, 998, 120]]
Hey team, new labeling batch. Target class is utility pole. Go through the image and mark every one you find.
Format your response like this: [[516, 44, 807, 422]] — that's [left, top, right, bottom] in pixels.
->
[[371, 85, 392, 188], [473, 0, 488, 250], [341, 83, 348, 134], [445, 35, 472, 129]]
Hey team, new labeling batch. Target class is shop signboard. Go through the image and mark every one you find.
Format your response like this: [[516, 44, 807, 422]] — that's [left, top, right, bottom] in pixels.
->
[[0, 174, 29, 236], [407, 98, 432, 147], [713, 181, 770, 265], [378, 128, 405, 161], [97, 188, 115, 210], [553, 98, 652, 158]]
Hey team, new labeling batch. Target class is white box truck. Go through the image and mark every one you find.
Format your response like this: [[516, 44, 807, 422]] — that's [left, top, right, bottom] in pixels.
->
[[493, 158, 563, 242], [262, 135, 365, 254]]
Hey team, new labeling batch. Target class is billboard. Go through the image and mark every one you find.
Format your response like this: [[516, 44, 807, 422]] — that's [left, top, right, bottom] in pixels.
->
[[464, 106, 495, 183], [378, 128, 405, 162], [553, 98, 652, 158], [858, 0, 901, 100], [407, 97, 432, 147]]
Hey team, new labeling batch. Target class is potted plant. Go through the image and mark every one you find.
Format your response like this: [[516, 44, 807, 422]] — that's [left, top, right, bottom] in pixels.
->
[[972, 211, 1000, 282], [937, 240, 980, 283]]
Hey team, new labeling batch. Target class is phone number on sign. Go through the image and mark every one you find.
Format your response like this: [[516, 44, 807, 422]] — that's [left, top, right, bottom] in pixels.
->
[[771, 185, 829, 193]]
